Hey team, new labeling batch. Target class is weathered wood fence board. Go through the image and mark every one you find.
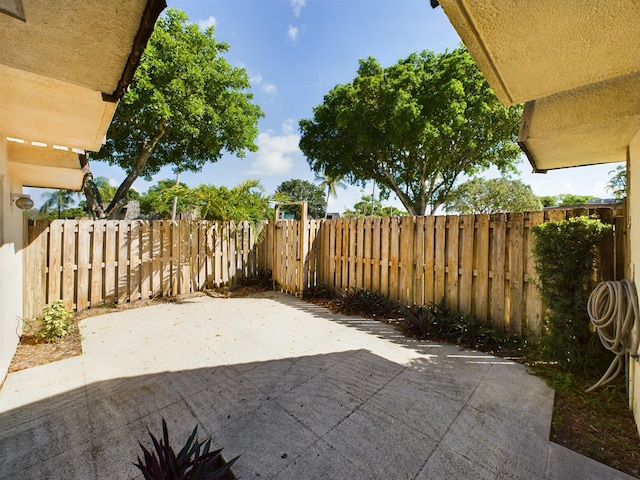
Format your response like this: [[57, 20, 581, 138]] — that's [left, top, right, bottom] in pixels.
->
[[24, 219, 259, 318], [257, 207, 625, 337], [24, 206, 625, 339]]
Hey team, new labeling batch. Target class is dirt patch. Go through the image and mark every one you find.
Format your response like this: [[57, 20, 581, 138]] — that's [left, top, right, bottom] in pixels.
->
[[7, 289, 640, 478], [551, 381, 640, 477]]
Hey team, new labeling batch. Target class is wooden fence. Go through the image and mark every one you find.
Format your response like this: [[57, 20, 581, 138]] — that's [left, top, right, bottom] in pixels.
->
[[23, 219, 261, 320], [258, 206, 626, 337], [24, 206, 626, 338]]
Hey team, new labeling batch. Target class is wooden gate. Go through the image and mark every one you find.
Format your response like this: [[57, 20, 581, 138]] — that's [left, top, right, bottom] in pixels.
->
[[272, 202, 309, 296]]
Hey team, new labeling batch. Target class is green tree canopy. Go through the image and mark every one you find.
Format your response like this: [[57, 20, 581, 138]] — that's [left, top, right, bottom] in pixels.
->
[[87, 8, 263, 218], [299, 48, 522, 215], [139, 179, 197, 217], [275, 179, 325, 219], [194, 179, 286, 229], [343, 194, 407, 218], [39, 190, 77, 219], [607, 164, 626, 200], [541, 194, 599, 208], [444, 177, 542, 214]]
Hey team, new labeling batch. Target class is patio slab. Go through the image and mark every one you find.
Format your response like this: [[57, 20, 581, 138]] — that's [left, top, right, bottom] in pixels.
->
[[0, 291, 636, 479]]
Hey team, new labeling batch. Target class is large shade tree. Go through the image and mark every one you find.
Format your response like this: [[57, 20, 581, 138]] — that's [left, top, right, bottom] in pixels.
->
[[275, 179, 325, 219], [445, 177, 542, 214], [343, 195, 407, 218], [299, 48, 522, 215], [85, 9, 263, 218]]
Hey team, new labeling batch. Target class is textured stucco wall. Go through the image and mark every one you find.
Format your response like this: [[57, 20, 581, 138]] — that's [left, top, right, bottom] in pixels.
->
[[0, 137, 25, 382], [629, 128, 640, 434]]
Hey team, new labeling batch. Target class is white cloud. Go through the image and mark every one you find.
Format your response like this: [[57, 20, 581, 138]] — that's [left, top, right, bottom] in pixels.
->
[[282, 118, 297, 135], [287, 25, 299, 43], [197, 16, 217, 30], [248, 73, 277, 96], [249, 121, 301, 175], [290, 0, 306, 17], [262, 83, 277, 95]]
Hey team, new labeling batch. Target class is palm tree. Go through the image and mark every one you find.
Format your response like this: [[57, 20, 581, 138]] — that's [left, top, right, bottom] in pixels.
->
[[92, 176, 118, 207], [315, 172, 347, 218], [39, 189, 76, 219], [195, 179, 288, 238]]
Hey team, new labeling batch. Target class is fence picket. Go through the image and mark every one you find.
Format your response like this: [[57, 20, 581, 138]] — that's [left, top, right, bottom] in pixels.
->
[[459, 215, 474, 314], [76, 221, 91, 311], [413, 216, 425, 306], [475, 214, 490, 321], [61, 220, 76, 310], [526, 211, 545, 336], [117, 221, 129, 304], [446, 216, 459, 311], [399, 216, 414, 305], [371, 218, 381, 293], [130, 221, 141, 303], [424, 215, 435, 305], [434, 216, 446, 304], [508, 213, 525, 335], [380, 217, 390, 296], [490, 214, 506, 330]]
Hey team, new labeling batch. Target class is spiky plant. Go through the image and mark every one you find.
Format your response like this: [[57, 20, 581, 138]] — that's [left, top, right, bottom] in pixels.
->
[[134, 419, 239, 480]]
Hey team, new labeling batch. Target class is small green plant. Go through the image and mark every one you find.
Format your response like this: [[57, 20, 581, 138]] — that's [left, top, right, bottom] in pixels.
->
[[531, 215, 612, 373], [237, 269, 272, 289], [135, 418, 239, 480], [37, 300, 73, 342], [303, 283, 336, 300], [336, 288, 400, 318], [399, 301, 524, 354]]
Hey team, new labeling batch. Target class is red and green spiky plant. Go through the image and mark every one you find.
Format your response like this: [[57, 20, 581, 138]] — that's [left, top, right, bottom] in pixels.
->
[[134, 419, 239, 480]]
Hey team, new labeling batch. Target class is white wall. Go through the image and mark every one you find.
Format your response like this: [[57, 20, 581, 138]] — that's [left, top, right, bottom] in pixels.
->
[[628, 127, 640, 434], [0, 137, 26, 382]]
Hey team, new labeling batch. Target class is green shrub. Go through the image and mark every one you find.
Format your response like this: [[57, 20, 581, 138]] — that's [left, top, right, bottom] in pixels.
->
[[531, 216, 612, 372], [336, 288, 400, 318], [134, 418, 238, 480], [37, 300, 73, 342], [399, 301, 522, 353], [303, 282, 336, 300], [237, 269, 272, 289]]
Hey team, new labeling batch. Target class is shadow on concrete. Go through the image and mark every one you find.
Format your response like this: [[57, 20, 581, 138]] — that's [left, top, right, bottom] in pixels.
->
[[0, 292, 634, 480]]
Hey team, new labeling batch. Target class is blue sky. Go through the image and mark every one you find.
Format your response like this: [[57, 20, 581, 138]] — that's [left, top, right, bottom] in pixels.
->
[[34, 0, 622, 211]]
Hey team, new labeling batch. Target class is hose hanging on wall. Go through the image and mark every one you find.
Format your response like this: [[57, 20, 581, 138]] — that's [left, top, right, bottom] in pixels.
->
[[586, 280, 640, 393]]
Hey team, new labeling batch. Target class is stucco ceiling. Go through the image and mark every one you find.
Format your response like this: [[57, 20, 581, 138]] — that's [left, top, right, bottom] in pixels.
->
[[436, 0, 640, 172], [1, 0, 150, 96], [0, 0, 165, 190]]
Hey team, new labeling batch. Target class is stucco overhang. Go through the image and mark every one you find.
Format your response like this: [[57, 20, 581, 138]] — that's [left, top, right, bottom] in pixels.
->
[[518, 73, 640, 173], [0, 0, 165, 188], [6, 141, 84, 190], [434, 0, 640, 172]]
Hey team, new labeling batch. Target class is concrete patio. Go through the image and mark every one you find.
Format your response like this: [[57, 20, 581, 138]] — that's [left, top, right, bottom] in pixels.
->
[[0, 291, 635, 479]]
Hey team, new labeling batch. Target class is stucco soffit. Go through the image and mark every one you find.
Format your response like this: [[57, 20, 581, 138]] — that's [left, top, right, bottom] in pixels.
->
[[7, 142, 81, 170], [436, 0, 640, 106], [518, 73, 640, 171], [0, 65, 117, 151], [8, 163, 84, 191]]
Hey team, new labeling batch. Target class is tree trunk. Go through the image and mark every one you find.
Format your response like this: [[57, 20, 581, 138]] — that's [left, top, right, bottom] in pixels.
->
[[104, 119, 167, 219], [80, 154, 106, 220], [171, 170, 181, 221]]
